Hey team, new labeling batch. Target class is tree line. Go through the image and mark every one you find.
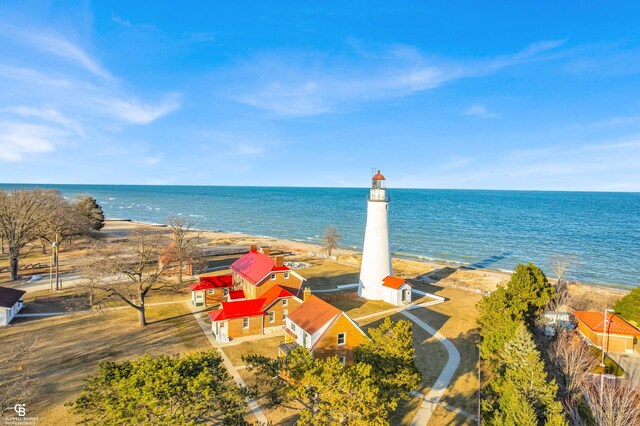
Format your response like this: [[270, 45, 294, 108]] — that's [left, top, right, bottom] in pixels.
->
[[0, 188, 104, 281], [477, 263, 640, 425]]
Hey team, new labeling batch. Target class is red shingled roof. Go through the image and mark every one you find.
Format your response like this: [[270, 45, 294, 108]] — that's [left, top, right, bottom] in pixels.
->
[[260, 285, 295, 310], [189, 274, 233, 291], [287, 295, 341, 335], [574, 311, 640, 336], [208, 298, 266, 322], [0, 286, 26, 309], [230, 251, 290, 285], [382, 276, 409, 290]]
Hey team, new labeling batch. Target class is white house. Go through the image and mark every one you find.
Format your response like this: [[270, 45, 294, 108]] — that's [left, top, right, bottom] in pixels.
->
[[0, 286, 26, 326], [381, 276, 412, 306]]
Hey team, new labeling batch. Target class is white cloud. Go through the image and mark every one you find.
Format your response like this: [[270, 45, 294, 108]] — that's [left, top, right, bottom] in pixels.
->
[[143, 155, 162, 165], [0, 122, 60, 161], [230, 40, 564, 116], [0, 25, 113, 80], [111, 14, 132, 27], [96, 94, 181, 124], [2, 106, 84, 135], [464, 104, 497, 119]]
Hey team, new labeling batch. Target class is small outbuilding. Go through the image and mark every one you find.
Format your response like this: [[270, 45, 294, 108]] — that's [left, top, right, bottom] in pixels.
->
[[188, 274, 233, 307], [381, 276, 412, 306], [0, 286, 26, 326], [574, 311, 640, 353]]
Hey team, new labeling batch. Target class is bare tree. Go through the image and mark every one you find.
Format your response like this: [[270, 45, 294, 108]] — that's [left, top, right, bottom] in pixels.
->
[[37, 191, 92, 291], [88, 226, 169, 326], [0, 336, 37, 414], [166, 216, 202, 284], [585, 379, 640, 426], [548, 255, 576, 283], [322, 225, 341, 257], [547, 332, 598, 420], [0, 189, 49, 281]]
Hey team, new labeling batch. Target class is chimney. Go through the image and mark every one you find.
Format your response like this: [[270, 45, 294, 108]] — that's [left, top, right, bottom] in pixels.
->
[[274, 256, 284, 267], [261, 247, 271, 256], [303, 287, 311, 301], [249, 244, 257, 252]]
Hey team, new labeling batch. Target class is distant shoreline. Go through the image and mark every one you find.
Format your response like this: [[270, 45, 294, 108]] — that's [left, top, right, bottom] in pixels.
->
[[107, 218, 633, 294]]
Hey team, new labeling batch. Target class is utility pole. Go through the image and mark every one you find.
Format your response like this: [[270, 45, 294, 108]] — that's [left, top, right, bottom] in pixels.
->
[[600, 307, 615, 417], [477, 345, 481, 425]]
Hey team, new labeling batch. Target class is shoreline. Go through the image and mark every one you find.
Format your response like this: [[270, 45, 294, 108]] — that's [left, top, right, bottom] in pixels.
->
[[106, 218, 633, 295]]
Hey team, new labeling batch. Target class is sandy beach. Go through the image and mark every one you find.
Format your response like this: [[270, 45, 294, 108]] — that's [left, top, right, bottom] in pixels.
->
[[104, 219, 630, 309]]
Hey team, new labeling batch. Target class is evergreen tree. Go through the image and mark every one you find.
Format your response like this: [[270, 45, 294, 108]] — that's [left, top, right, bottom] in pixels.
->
[[355, 317, 422, 402], [67, 351, 248, 425], [507, 263, 555, 326], [477, 287, 521, 362], [75, 196, 105, 231], [613, 286, 640, 327], [486, 324, 567, 426]]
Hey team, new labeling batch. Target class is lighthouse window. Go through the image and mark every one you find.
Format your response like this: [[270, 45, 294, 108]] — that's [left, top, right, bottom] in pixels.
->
[[337, 333, 346, 345]]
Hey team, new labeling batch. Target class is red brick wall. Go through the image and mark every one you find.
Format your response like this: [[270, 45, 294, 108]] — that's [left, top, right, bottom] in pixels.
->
[[226, 315, 264, 338]]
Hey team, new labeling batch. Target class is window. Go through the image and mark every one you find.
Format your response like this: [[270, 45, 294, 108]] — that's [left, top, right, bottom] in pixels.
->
[[243, 318, 249, 329], [208, 289, 214, 295], [282, 299, 288, 306], [284, 272, 290, 279], [270, 273, 276, 280], [337, 332, 346, 345], [339, 356, 346, 364], [223, 288, 229, 297], [269, 311, 275, 323], [283, 309, 288, 321], [291, 323, 296, 332]]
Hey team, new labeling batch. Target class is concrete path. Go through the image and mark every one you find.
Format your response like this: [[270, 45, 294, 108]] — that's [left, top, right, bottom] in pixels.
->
[[402, 310, 461, 426], [188, 303, 267, 424]]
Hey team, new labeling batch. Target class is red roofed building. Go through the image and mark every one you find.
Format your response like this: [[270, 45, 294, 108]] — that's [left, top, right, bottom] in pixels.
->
[[188, 274, 233, 307], [381, 276, 412, 306], [574, 311, 640, 353], [230, 246, 305, 299], [279, 289, 367, 364], [208, 284, 302, 343]]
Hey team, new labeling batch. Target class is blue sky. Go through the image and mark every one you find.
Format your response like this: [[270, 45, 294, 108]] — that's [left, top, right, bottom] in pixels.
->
[[1, 2, 639, 190]]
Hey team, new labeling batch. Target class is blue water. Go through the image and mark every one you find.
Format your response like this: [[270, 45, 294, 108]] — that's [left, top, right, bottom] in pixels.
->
[[2, 184, 638, 289]]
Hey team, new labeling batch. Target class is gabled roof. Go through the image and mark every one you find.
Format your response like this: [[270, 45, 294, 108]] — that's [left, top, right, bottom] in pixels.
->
[[574, 311, 640, 336], [382, 276, 410, 290], [0, 286, 26, 309], [230, 251, 290, 285], [208, 298, 266, 322], [189, 274, 233, 291], [260, 285, 296, 310], [287, 295, 341, 335]]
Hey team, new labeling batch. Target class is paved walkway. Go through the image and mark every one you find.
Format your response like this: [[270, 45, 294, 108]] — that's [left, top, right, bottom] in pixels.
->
[[188, 303, 267, 424], [402, 310, 461, 426]]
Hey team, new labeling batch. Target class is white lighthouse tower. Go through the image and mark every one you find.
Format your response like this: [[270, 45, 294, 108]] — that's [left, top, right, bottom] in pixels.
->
[[358, 170, 392, 300]]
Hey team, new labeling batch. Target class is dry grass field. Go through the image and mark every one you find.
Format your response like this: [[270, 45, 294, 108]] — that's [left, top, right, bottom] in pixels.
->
[[0, 302, 211, 425]]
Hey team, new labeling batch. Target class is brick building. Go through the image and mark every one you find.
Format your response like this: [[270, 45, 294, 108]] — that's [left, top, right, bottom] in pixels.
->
[[574, 311, 640, 353], [279, 289, 367, 363]]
